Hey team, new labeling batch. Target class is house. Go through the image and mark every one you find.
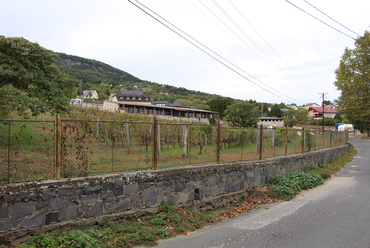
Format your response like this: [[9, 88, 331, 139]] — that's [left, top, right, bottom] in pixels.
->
[[286, 104, 299, 110], [82, 90, 98, 99], [109, 93, 117, 101], [302, 103, 320, 109], [101, 90, 219, 124], [308, 106, 337, 119], [115, 90, 152, 105]]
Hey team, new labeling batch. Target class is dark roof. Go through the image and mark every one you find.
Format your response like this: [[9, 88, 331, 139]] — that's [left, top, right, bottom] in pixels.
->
[[116, 90, 148, 97]]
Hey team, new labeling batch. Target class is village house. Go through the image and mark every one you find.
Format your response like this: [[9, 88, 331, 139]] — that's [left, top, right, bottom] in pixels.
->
[[82, 90, 98, 99], [308, 106, 337, 120]]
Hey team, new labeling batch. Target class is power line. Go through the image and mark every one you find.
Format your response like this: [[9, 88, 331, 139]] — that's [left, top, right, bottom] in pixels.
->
[[229, 0, 318, 94], [303, 0, 360, 37], [128, 0, 303, 104], [285, 0, 356, 40]]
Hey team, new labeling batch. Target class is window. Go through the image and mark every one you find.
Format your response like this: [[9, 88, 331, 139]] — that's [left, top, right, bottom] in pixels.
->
[[133, 97, 136, 100], [126, 97, 130, 100], [138, 97, 142, 100], [145, 98, 148, 100], [120, 97, 123, 100]]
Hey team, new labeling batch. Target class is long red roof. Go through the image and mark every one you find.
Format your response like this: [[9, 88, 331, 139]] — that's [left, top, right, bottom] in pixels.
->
[[308, 107, 337, 113]]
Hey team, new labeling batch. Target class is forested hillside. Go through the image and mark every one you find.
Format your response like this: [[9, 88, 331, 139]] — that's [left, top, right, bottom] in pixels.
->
[[55, 52, 236, 109]]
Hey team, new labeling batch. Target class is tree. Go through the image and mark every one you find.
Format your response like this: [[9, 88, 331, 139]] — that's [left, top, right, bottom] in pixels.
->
[[223, 101, 260, 127], [295, 108, 309, 124], [0, 36, 75, 117], [334, 31, 370, 132], [269, 104, 282, 118], [209, 98, 233, 118]]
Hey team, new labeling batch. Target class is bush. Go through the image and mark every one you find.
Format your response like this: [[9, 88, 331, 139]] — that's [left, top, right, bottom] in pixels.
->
[[269, 172, 324, 199]]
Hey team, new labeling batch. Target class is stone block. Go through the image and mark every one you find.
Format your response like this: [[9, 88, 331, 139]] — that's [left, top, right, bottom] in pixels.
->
[[207, 175, 217, 187], [163, 187, 174, 195], [175, 180, 185, 192], [138, 182, 151, 190], [0, 221, 13, 231], [186, 183, 193, 192], [125, 183, 138, 194], [20, 213, 44, 228], [42, 191, 55, 201], [72, 188, 84, 196], [218, 184, 225, 195], [130, 196, 141, 209], [85, 202, 103, 218], [145, 188, 156, 207], [45, 212, 59, 225], [81, 195, 98, 205], [168, 195, 177, 205], [102, 184, 113, 191], [113, 187, 123, 197], [189, 191, 195, 200], [164, 181, 173, 187], [35, 201, 49, 211], [157, 188, 163, 197], [247, 172, 254, 178], [9, 202, 33, 220], [85, 185, 101, 194], [212, 187, 218, 197], [58, 188, 72, 197], [178, 192, 189, 204], [60, 207, 82, 221], [114, 200, 129, 212], [101, 192, 113, 199], [51, 198, 70, 211], [0, 204, 8, 219]]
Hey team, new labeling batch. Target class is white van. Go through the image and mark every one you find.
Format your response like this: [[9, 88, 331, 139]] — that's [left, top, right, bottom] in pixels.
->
[[70, 99, 83, 105]]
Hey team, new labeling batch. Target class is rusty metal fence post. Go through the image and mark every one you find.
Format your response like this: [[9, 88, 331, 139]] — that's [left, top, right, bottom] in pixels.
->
[[285, 126, 288, 156], [302, 127, 305, 154], [259, 125, 263, 160], [56, 114, 61, 180], [217, 121, 220, 164]]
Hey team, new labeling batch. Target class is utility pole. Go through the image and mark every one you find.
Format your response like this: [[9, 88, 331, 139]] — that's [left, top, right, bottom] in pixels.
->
[[319, 93, 327, 131]]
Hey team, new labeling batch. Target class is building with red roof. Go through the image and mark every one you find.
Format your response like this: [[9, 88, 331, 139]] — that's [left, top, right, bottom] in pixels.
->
[[308, 106, 337, 119]]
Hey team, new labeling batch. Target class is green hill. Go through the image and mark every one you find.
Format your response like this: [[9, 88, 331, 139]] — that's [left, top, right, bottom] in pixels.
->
[[55, 52, 236, 109]]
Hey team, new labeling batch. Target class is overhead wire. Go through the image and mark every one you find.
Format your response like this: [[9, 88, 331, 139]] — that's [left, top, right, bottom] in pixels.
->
[[229, 0, 318, 94], [128, 0, 303, 104], [285, 0, 356, 40], [209, 0, 321, 97], [303, 0, 360, 37]]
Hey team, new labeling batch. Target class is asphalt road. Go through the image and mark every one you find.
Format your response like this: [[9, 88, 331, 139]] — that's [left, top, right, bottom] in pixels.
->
[[155, 133, 370, 248]]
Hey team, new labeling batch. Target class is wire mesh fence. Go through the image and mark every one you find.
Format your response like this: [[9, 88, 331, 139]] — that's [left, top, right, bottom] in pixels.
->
[[0, 120, 56, 184], [0, 118, 349, 185]]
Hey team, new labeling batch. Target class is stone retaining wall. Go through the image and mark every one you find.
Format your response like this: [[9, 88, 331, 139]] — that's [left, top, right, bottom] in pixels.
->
[[0, 144, 351, 244]]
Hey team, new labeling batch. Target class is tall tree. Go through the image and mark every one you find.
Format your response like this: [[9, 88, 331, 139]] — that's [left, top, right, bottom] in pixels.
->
[[335, 31, 370, 132], [269, 104, 282, 118], [223, 101, 260, 127], [209, 98, 233, 118], [0, 36, 75, 117]]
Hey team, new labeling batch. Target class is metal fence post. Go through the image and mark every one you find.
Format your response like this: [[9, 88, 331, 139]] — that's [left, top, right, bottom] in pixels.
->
[[323, 129, 325, 149], [302, 127, 305, 154], [285, 126, 288, 156], [217, 121, 220, 164], [56, 114, 61, 180], [259, 125, 263, 160], [153, 117, 157, 170], [330, 130, 332, 148], [314, 129, 317, 151], [8, 120, 10, 184]]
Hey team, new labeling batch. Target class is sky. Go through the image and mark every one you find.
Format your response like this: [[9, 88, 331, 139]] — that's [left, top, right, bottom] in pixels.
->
[[1, 0, 370, 106]]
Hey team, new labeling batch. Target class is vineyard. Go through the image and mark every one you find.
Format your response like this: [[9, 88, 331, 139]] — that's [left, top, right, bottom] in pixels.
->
[[0, 107, 348, 185]]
